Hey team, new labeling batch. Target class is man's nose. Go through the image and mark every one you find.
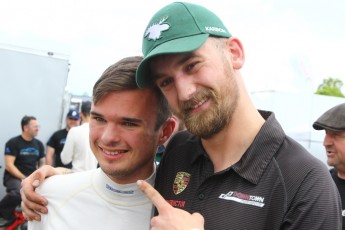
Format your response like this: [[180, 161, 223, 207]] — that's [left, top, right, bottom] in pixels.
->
[[174, 75, 196, 102]]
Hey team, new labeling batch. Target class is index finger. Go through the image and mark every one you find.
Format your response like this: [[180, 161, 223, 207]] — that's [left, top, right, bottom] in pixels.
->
[[137, 180, 172, 213]]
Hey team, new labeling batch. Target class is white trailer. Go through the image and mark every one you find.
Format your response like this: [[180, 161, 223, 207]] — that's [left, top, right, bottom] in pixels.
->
[[0, 44, 70, 197]]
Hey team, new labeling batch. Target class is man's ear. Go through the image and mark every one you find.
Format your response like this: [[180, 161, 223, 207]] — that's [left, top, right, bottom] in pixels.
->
[[158, 117, 176, 145], [226, 37, 245, 69]]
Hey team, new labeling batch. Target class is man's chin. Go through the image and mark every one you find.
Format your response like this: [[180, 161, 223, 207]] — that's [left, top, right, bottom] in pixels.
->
[[326, 159, 335, 167]]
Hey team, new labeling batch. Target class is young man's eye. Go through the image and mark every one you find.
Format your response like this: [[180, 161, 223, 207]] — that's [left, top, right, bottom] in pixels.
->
[[92, 116, 105, 123], [123, 122, 137, 127]]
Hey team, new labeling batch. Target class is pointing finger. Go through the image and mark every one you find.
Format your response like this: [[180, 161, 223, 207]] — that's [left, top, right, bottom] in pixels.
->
[[137, 180, 171, 213]]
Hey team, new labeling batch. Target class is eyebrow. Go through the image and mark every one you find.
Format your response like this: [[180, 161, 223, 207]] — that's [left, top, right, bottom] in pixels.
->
[[90, 111, 102, 117], [177, 52, 195, 66], [91, 111, 143, 124], [153, 52, 195, 81], [122, 117, 143, 124]]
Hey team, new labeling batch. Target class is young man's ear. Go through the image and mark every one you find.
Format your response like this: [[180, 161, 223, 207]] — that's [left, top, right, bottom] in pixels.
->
[[159, 117, 176, 146], [226, 37, 245, 69]]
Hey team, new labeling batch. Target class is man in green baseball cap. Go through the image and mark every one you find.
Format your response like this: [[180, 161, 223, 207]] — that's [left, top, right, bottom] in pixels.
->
[[136, 2, 342, 229]]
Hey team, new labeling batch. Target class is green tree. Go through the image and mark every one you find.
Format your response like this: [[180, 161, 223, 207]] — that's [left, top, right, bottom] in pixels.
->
[[315, 77, 345, 98]]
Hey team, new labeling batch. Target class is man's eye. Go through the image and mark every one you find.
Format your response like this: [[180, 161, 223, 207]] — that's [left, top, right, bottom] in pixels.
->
[[124, 122, 136, 127], [159, 78, 173, 88], [93, 117, 105, 123], [187, 63, 195, 71]]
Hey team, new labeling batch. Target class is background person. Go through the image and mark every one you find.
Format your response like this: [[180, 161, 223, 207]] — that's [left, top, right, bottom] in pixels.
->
[[60, 101, 98, 172], [135, 2, 342, 229], [0, 115, 45, 227], [45, 109, 80, 168], [313, 102, 345, 229]]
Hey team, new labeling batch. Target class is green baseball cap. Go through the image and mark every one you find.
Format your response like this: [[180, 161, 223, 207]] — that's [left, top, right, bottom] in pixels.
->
[[136, 2, 231, 88]]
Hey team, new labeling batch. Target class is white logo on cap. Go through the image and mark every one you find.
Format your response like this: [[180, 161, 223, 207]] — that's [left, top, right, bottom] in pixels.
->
[[145, 16, 170, 41], [205, 26, 227, 33]]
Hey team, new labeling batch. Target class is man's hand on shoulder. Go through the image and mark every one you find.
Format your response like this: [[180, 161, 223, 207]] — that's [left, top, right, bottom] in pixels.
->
[[20, 165, 68, 221]]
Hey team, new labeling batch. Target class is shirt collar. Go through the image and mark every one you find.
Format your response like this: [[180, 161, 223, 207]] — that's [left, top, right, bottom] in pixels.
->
[[191, 110, 286, 184], [232, 111, 286, 184]]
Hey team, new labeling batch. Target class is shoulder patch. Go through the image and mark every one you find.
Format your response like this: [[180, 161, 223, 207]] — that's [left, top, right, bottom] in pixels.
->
[[173, 171, 191, 195]]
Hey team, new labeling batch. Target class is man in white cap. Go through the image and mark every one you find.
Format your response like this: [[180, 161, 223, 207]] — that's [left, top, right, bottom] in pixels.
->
[[313, 102, 345, 229]]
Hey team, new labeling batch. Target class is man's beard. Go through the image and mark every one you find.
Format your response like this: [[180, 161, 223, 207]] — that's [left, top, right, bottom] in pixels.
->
[[177, 79, 238, 139]]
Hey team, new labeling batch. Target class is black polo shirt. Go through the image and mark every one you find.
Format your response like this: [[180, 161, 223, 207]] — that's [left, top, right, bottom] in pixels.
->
[[155, 111, 342, 229]]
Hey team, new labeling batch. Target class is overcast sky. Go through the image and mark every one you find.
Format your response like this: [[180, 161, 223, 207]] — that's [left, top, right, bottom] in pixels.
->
[[1, 0, 344, 96]]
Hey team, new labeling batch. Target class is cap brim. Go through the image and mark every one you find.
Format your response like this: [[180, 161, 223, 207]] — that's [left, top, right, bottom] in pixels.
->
[[313, 122, 344, 132], [136, 34, 209, 88], [312, 122, 326, 130], [67, 117, 79, 120]]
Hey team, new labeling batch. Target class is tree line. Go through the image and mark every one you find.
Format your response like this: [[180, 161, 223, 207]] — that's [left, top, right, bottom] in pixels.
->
[[315, 77, 344, 98]]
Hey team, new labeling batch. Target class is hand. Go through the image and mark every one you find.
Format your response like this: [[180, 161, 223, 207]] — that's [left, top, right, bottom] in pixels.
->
[[20, 165, 63, 221], [137, 180, 204, 230]]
